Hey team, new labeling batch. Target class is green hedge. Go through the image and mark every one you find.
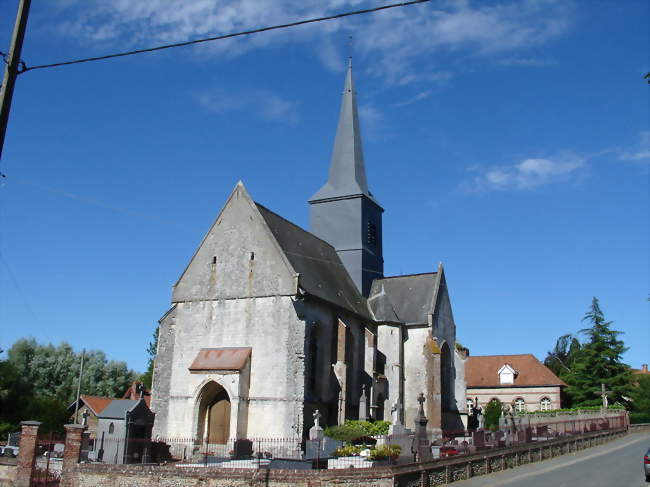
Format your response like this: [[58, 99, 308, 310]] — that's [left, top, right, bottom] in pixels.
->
[[630, 412, 650, 424], [517, 405, 626, 415], [324, 420, 390, 441]]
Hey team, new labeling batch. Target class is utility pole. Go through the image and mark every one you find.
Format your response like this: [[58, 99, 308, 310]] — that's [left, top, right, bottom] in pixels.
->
[[0, 0, 31, 161], [74, 349, 86, 424]]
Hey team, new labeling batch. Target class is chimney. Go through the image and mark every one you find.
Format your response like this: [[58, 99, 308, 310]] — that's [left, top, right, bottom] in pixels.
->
[[642, 364, 648, 373]]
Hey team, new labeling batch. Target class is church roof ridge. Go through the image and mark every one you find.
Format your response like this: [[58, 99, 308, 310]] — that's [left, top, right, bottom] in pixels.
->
[[379, 271, 438, 280], [469, 353, 536, 358]]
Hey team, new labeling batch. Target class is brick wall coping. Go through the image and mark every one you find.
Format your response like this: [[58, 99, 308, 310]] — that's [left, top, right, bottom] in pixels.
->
[[64, 424, 86, 430], [390, 427, 626, 476], [0, 458, 17, 466], [19, 421, 41, 427]]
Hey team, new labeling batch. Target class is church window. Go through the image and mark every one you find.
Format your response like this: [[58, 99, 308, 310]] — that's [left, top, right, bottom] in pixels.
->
[[212, 256, 217, 265], [250, 252, 255, 260], [108, 423, 114, 434], [540, 397, 551, 411], [514, 398, 526, 413], [367, 222, 377, 246]]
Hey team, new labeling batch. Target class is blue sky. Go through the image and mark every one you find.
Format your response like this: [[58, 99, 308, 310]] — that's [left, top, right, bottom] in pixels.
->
[[0, 0, 647, 373]]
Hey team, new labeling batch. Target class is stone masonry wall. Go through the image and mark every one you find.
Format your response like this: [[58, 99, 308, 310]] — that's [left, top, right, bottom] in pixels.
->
[[72, 464, 393, 487], [158, 295, 306, 439], [0, 459, 17, 487]]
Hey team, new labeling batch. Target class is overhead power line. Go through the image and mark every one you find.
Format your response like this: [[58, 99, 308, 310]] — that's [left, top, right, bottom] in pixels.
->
[[21, 0, 431, 73]]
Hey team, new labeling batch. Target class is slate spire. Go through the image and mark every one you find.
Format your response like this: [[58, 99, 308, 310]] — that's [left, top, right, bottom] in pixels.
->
[[310, 60, 376, 203], [309, 61, 384, 297]]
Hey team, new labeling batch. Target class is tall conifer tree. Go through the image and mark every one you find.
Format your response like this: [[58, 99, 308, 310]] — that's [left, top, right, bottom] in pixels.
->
[[564, 297, 631, 407]]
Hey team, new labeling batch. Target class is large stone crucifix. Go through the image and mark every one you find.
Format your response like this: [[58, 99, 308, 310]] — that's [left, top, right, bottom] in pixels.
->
[[601, 383, 612, 409]]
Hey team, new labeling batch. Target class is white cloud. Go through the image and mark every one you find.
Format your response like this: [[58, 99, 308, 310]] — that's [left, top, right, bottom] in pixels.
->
[[358, 103, 386, 139], [465, 153, 585, 192], [497, 57, 556, 67], [392, 90, 432, 108], [619, 131, 650, 162], [194, 88, 299, 124], [47, 0, 573, 84]]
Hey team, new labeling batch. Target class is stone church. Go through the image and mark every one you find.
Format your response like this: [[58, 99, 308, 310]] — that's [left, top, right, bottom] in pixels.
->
[[151, 63, 467, 443]]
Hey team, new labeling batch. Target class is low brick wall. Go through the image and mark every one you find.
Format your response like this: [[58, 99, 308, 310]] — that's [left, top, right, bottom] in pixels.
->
[[391, 428, 627, 487], [0, 458, 17, 486], [70, 428, 628, 487], [630, 423, 650, 432], [73, 464, 393, 487]]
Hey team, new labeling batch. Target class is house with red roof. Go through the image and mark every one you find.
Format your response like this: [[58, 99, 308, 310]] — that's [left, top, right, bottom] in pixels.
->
[[465, 354, 566, 413], [67, 381, 151, 439]]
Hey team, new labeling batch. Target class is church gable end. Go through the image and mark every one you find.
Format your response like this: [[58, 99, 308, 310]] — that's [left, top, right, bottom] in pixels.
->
[[172, 183, 297, 302]]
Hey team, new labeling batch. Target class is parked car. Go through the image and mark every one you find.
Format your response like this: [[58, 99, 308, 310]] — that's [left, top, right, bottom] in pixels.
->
[[644, 448, 650, 482]]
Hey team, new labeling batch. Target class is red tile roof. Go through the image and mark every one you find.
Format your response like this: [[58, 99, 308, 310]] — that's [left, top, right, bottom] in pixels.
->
[[80, 395, 114, 415], [466, 354, 567, 388], [122, 381, 151, 407], [189, 347, 252, 371]]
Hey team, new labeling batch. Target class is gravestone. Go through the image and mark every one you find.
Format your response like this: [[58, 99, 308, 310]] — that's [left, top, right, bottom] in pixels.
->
[[524, 427, 533, 443], [359, 386, 368, 421], [233, 439, 253, 459], [309, 410, 324, 441], [411, 393, 432, 462], [472, 430, 485, 448]]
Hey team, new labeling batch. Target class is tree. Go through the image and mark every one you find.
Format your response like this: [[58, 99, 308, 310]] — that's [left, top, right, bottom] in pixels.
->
[[563, 298, 632, 407], [484, 398, 502, 431], [0, 338, 139, 435], [544, 333, 582, 377], [6, 339, 137, 404], [629, 375, 650, 424], [140, 327, 159, 390]]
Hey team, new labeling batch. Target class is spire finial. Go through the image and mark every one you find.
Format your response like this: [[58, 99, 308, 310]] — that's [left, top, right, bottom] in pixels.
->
[[348, 35, 353, 67]]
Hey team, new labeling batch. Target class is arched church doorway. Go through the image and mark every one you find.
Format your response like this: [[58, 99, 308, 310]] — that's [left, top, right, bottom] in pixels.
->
[[440, 342, 453, 412], [196, 381, 231, 444]]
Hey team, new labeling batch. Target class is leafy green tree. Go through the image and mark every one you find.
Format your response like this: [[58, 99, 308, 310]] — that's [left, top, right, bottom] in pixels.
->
[[140, 327, 159, 390], [563, 298, 632, 407], [0, 338, 139, 435], [629, 375, 650, 424], [6, 339, 137, 404], [483, 398, 502, 431], [544, 334, 582, 378]]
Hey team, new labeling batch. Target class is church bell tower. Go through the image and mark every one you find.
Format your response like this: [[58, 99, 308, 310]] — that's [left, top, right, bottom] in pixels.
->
[[309, 61, 384, 297]]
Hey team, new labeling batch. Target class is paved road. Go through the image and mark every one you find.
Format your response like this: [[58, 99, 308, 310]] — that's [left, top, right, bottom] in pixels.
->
[[455, 432, 650, 487]]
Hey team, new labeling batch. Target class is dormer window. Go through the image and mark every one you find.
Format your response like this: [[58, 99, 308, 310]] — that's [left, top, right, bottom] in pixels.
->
[[498, 364, 517, 385]]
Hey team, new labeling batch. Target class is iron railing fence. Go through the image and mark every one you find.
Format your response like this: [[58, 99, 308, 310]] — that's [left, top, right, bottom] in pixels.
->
[[33, 432, 64, 486], [79, 412, 628, 470]]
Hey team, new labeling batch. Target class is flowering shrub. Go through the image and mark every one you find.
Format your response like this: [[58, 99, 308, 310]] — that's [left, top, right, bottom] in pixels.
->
[[368, 444, 401, 461], [333, 445, 364, 457]]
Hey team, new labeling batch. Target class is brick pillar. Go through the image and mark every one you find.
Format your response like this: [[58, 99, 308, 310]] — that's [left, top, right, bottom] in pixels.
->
[[15, 420, 41, 487], [61, 424, 86, 487]]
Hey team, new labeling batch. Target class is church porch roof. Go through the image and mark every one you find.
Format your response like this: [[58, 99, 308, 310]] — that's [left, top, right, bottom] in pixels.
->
[[189, 347, 252, 372]]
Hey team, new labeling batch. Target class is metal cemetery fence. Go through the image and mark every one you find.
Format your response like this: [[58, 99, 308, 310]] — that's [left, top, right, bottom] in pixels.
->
[[80, 412, 627, 471], [32, 432, 64, 486]]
